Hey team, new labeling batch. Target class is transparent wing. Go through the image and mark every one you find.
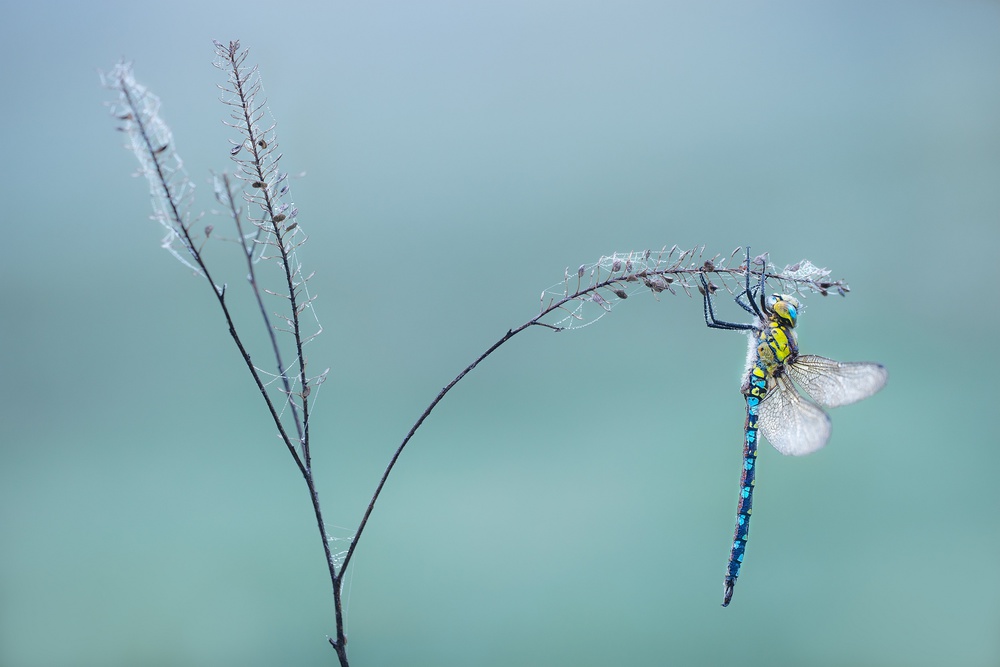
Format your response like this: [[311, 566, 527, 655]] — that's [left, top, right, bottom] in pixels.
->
[[786, 355, 888, 408], [758, 374, 832, 456]]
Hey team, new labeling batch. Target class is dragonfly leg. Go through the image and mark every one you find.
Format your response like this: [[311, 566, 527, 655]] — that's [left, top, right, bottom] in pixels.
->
[[752, 251, 769, 315], [734, 246, 766, 319], [700, 273, 756, 331]]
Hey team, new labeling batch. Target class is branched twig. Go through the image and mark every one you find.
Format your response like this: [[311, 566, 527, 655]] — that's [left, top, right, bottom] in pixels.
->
[[105, 45, 850, 667], [105, 47, 345, 662], [103, 61, 308, 480]]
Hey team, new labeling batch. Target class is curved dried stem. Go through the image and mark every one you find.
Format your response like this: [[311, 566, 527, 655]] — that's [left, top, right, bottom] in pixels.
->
[[340, 245, 849, 577], [539, 245, 849, 331]]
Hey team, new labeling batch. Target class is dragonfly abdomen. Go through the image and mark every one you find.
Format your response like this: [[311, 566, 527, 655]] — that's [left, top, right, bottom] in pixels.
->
[[724, 364, 768, 606]]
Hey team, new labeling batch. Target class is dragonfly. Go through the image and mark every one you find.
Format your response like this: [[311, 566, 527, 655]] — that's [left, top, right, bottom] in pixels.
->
[[699, 250, 888, 607]]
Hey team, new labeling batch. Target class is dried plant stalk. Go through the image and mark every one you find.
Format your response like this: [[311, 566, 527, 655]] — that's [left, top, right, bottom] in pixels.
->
[[105, 41, 854, 667]]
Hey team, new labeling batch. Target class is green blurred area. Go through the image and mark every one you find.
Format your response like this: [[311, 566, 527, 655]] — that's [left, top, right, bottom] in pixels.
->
[[2, 1, 999, 665]]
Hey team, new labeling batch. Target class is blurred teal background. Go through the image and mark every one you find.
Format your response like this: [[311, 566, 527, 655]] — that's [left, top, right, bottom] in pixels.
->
[[2, 1, 998, 665]]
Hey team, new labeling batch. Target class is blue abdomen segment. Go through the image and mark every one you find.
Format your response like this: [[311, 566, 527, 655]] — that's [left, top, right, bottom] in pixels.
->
[[724, 380, 763, 606]]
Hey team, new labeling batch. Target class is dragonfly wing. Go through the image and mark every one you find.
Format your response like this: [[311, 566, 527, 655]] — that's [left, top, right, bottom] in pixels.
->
[[758, 374, 832, 456], [787, 355, 888, 408]]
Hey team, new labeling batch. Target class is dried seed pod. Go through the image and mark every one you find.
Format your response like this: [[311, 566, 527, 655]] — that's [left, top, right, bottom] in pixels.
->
[[644, 275, 671, 293]]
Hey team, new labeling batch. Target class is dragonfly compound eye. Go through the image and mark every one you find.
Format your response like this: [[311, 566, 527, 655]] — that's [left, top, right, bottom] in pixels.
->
[[768, 295, 799, 327]]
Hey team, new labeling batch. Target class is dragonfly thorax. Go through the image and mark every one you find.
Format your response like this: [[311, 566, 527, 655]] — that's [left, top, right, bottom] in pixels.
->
[[756, 319, 798, 370]]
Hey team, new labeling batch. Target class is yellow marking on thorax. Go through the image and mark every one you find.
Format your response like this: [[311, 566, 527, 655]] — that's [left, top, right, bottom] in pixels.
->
[[756, 317, 798, 374], [742, 294, 801, 398]]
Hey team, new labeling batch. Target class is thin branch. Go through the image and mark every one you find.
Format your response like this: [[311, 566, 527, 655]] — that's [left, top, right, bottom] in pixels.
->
[[339, 322, 526, 575], [215, 40, 314, 466], [215, 171, 305, 444]]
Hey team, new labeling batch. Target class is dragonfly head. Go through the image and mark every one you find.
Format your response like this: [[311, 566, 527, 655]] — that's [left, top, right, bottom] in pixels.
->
[[765, 294, 800, 327]]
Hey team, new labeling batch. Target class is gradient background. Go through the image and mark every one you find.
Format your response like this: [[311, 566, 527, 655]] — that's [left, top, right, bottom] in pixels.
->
[[2, 2, 999, 665]]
